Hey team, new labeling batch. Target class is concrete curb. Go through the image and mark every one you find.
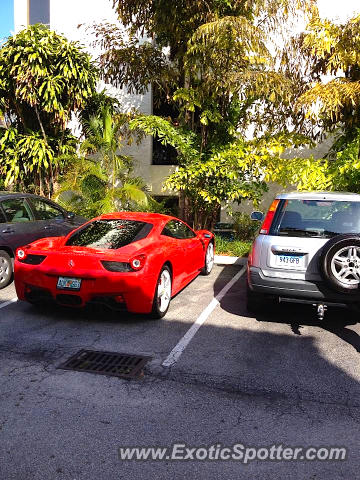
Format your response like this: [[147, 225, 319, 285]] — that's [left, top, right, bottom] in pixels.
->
[[214, 255, 247, 266]]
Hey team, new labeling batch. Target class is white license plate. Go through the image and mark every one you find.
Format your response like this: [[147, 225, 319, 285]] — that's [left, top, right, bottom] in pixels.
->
[[275, 255, 305, 269], [57, 277, 82, 290]]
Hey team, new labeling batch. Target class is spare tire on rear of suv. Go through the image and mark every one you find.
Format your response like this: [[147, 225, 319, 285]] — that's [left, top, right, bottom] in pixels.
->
[[320, 234, 360, 294]]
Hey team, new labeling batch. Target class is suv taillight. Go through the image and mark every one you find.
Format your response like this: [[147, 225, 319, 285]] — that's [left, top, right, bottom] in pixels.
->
[[260, 199, 279, 234]]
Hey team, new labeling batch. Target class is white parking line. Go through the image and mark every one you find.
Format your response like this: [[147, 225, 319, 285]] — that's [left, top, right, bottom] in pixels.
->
[[0, 298, 18, 310], [162, 267, 246, 368]]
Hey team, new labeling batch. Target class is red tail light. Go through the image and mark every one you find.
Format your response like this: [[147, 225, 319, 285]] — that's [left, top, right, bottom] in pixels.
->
[[16, 245, 31, 261], [130, 254, 146, 271], [260, 199, 279, 234]]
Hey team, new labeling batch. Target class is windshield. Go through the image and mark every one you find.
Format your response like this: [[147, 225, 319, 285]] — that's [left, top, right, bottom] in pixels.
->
[[270, 199, 360, 238], [66, 219, 153, 249]]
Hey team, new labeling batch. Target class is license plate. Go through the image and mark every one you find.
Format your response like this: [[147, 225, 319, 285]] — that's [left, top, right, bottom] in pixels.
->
[[57, 277, 82, 290], [275, 254, 305, 269]]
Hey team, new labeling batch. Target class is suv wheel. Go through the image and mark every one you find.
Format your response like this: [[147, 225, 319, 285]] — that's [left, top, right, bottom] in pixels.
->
[[0, 250, 13, 289], [320, 235, 360, 294]]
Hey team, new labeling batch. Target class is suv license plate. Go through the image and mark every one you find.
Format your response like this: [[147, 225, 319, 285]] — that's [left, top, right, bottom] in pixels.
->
[[57, 277, 82, 290], [275, 255, 305, 269]]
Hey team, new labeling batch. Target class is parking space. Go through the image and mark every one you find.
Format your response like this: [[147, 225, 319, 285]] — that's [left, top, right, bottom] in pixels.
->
[[0, 266, 237, 367], [0, 264, 359, 479]]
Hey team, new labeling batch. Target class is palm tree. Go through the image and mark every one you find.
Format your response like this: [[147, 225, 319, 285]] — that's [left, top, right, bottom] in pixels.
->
[[56, 94, 149, 216]]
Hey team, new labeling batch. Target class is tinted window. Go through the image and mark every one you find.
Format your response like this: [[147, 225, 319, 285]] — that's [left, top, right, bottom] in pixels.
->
[[1, 198, 33, 223], [270, 199, 360, 238], [162, 220, 196, 239], [31, 199, 64, 220], [66, 219, 152, 249], [29, 0, 50, 25], [0, 207, 6, 224]]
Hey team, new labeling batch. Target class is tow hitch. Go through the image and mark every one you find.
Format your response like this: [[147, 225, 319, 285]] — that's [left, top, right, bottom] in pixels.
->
[[314, 303, 327, 320], [280, 297, 347, 320]]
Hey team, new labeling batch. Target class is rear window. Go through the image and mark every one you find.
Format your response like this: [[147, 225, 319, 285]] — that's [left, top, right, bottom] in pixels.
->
[[66, 219, 153, 249], [270, 199, 360, 238]]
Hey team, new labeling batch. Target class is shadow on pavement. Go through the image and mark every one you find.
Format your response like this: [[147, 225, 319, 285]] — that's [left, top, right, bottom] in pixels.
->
[[214, 264, 360, 354]]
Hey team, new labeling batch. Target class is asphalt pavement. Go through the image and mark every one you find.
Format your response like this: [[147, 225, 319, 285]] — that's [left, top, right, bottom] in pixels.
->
[[0, 264, 359, 479]]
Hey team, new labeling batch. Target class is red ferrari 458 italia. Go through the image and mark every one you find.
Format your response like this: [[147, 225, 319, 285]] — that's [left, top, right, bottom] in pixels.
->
[[14, 212, 215, 318]]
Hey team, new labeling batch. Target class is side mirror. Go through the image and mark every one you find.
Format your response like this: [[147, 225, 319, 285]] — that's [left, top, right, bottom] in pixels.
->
[[66, 211, 75, 220], [250, 211, 264, 222], [196, 230, 212, 239]]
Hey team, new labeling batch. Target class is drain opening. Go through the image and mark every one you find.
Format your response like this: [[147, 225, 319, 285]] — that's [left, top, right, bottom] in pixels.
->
[[58, 349, 151, 379]]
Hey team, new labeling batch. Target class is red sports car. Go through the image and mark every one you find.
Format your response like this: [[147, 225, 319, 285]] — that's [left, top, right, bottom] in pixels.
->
[[14, 212, 215, 318]]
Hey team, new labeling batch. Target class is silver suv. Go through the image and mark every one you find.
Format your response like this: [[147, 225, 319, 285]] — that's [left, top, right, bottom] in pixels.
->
[[247, 192, 360, 318]]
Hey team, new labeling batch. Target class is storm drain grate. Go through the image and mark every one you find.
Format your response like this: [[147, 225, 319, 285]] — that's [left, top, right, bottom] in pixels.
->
[[58, 349, 151, 379]]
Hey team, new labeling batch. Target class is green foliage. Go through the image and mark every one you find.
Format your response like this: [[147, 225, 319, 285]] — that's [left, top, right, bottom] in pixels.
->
[[214, 235, 251, 257], [230, 212, 261, 241], [0, 24, 98, 195], [89, 0, 319, 229], [297, 14, 360, 131], [0, 126, 77, 192], [129, 115, 198, 160], [56, 103, 149, 217], [0, 24, 98, 131], [56, 155, 149, 218], [264, 129, 360, 194], [130, 115, 312, 228]]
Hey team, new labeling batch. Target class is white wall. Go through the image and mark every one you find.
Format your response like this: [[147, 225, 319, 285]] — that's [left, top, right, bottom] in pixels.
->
[[14, 0, 27, 32]]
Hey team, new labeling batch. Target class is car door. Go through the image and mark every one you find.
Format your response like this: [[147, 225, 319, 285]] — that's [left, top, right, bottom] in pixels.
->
[[162, 220, 204, 278], [28, 197, 78, 237], [177, 222, 205, 275], [0, 197, 41, 250]]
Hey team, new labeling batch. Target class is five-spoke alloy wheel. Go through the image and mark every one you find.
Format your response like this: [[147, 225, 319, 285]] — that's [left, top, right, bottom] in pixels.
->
[[151, 265, 172, 318], [201, 242, 214, 276]]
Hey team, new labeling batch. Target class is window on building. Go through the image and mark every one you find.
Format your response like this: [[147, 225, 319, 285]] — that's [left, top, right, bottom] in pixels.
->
[[153, 196, 179, 217], [152, 84, 179, 165], [29, 0, 50, 26]]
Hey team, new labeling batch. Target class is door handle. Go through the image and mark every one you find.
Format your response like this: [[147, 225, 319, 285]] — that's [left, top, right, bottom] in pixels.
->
[[2, 228, 15, 234], [44, 225, 54, 230]]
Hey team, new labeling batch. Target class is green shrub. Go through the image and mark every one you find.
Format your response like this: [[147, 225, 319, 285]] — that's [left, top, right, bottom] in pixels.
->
[[215, 235, 251, 257], [231, 212, 260, 241]]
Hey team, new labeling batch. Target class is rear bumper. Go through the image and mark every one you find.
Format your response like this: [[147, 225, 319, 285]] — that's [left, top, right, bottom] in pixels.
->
[[14, 263, 157, 313], [248, 266, 360, 304]]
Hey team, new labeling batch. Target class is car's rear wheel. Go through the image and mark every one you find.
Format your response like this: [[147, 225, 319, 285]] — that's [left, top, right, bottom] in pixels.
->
[[0, 250, 12, 289], [151, 266, 172, 319], [320, 235, 360, 294], [201, 242, 214, 275]]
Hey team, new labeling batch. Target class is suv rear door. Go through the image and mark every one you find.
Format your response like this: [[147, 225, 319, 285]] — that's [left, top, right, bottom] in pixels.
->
[[258, 198, 353, 281]]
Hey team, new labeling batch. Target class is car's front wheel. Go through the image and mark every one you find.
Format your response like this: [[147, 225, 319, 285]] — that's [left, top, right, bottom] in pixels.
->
[[151, 265, 172, 319], [0, 250, 13, 289]]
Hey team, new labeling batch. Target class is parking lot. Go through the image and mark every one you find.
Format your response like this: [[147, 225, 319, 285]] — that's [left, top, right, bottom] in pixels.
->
[[0, 262, 359, 479]]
